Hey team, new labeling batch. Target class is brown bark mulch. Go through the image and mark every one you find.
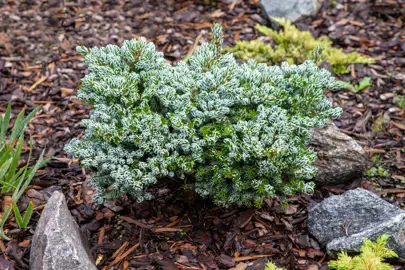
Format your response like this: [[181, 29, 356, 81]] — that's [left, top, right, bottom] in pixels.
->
[[0, 0, 404, 269]]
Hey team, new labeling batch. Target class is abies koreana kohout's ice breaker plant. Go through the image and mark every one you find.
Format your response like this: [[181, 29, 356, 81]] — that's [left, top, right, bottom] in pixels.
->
[[65, 24, 342, 207]]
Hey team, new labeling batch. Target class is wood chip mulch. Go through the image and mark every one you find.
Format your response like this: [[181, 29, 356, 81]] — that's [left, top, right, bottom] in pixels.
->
[[0, 0, 404, 269]]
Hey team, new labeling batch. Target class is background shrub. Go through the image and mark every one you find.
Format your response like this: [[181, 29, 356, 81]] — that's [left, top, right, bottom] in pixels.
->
[[225, 18, 374, 75]]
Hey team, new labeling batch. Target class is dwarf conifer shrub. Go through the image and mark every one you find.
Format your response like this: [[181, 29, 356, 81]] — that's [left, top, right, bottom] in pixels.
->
[[65, 24, 342, 207]]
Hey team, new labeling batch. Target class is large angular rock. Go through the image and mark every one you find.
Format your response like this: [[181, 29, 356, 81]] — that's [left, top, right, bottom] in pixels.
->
[[310, 122, 370, 185], [260, 0, 322, 22], [308, 188, 405, 259], [30, 191, 97, 270]]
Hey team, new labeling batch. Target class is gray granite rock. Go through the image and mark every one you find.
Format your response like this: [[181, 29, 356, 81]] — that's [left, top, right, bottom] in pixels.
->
[[260, 0, 322, 22], [310, 122, 370, 185], [308, 188, 405, 259], [30, 191, 97, 270]]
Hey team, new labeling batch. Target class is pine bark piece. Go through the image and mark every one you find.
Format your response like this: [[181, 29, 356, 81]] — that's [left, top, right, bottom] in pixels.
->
[[30, 191, 96, 270], [310, 122, 370, 186]]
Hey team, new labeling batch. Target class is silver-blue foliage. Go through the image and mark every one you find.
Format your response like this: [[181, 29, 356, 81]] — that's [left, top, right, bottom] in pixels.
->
[[65, 24, 342, 207]]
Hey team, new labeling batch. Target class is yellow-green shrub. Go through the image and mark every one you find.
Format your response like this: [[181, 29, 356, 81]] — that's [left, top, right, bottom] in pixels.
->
[[264, 262, 284, 270], [329, 234, 397, 270], [225, 18, 374, 74]]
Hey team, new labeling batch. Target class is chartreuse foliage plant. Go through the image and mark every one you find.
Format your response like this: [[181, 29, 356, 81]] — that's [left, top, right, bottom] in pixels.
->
[[329, 234, 397, 270], [393, 93, 405, 109], [341, 77, 372, 92], [265, 262, 284, 270], [225, 17, 374, 74], [365, 155, 388, 178], [65, 24, 342, 207], [0, 104, 49, 239]]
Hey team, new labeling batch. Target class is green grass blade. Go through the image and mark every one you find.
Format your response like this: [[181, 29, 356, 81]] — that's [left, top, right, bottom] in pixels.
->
[[7, 135, 33, 193], [0, 180, 17, 189], [5, 166, 28, 193], [11, 170, 31, 202], [0, 143, 5, 154], [13, 150, 46, 201], [0, 145, 12, 165], [5, 136, 24, 184], [21, 201, 34, 228], [27, 135, 33, 167], [0, 158, 12, 181], [9, 108, 25, 142], [0, 205, 12, 227], [0, 228, 10, 241], [12, 202, 24, 229], [0, 104, 11, 139], [5, 135, 35, 193], [10, 106, 41, 142], [37, 155, 51, 170]]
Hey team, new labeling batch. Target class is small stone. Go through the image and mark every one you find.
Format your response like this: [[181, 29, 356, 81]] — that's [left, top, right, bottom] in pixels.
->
[[30, 191, 97, 270], [328, 25, 336, 32], [176, 255, 189, 264], [260, 0, 323, 22], [308, 188, 405, 259], [154, 17, 163, 23], [92, 14, 103, 21], [395, 58, 405, 67], [230, 262, 248, 270], [389, 107, 401, 113], [241, 28, 253, 34], [380, 92, 395, 100], [10, 15, 20, 21], [310, 122, 370, 185]]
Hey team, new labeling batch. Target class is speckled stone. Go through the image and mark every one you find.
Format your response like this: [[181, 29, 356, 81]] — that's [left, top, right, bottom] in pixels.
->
[[30, 191, 97, 270], [260, 0, 322, 22], [308, 188, 405, 259]]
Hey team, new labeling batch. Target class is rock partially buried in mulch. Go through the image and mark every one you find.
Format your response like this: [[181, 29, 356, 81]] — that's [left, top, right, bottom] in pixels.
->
[[308, 188, 405, 259], [310, 122, 370, 185], [30, 191, 97, 270], [260, 0, 322, 22]]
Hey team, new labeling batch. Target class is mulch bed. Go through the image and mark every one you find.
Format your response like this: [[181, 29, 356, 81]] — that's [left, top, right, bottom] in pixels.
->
[[0, 0, 404, 269]]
